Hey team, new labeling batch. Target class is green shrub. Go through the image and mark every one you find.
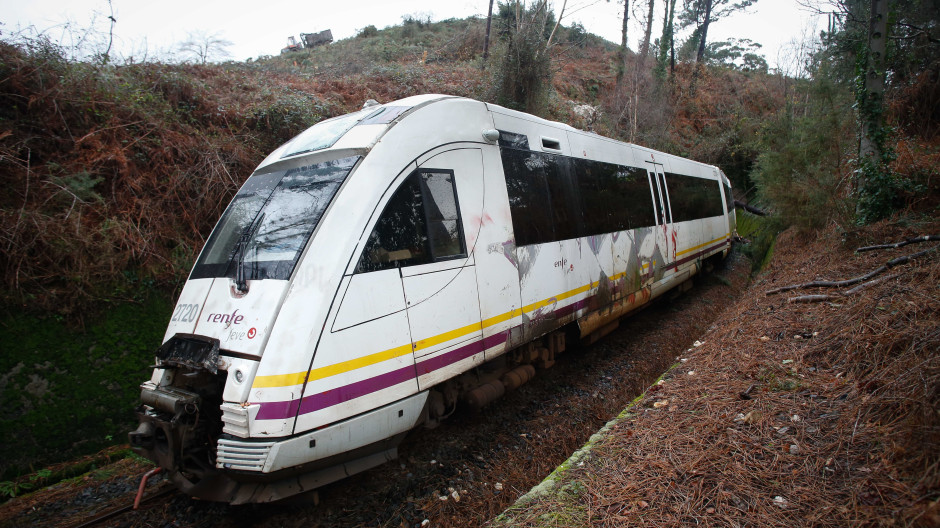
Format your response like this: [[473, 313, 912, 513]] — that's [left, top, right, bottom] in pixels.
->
[[489, 2, 555, 114], [357, 25, 378, 38], [750, 67, 854, 232], [735, 209, 780, 271]]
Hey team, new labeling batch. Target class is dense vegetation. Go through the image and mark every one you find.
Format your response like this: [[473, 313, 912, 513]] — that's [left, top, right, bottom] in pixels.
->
[[0, 0, 936, 483]]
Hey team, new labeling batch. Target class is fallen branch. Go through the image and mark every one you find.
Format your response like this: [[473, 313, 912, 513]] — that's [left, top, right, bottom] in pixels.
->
[[856, 235, 940, 252], [768, 246, 936, 296], [788, 294, 834, 303], [767, 267, 886, 294], [786, 273, 901, 303], [734, 199, 768, 216]]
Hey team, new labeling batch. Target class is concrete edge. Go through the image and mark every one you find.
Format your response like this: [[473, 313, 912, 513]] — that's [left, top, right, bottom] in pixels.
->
[[492, 363, 680, 523]]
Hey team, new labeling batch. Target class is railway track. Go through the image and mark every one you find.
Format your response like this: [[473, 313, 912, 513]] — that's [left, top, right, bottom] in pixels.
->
[[67, 486, 176, 528]]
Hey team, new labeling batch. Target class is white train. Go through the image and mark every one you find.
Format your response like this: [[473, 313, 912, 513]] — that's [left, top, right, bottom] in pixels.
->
[[129, 94, 735, 504]]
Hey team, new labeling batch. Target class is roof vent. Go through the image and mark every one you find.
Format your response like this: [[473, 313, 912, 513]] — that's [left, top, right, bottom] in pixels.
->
[[362, 99, 380, 109]]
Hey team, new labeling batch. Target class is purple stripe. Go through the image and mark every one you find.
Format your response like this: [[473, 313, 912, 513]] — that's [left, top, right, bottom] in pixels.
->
[[483, 330, 510, 349], [413, 329, 510, 375], [673, 240, 729, 268], [255, 365, 415, 421], [415, 338, 485, 375], [297, 365, 416, 415], [254, 398, 300, 421], [553, 297, 590, 318]]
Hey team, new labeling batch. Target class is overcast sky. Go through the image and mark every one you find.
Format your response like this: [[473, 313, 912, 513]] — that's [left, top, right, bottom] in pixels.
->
[[1, 0, 821, 70]]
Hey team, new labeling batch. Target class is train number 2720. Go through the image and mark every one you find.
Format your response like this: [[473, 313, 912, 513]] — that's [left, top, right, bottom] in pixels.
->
[[171, 303, 200, 323]]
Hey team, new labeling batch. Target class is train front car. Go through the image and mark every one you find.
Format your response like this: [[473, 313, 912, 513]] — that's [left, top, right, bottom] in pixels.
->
[[129, 95, 489, 504], [129, 94, 735, 505]]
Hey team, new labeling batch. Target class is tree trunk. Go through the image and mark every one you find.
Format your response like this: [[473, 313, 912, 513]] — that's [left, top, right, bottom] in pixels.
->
[[858, 0, 888, 162], [617, 0, 631, 83], [655, 0, 676, 79], [695, 0, 713, 63], [855, 0, 890, 220], [482, 0, 495, 69], [639, 0, 655, 61]]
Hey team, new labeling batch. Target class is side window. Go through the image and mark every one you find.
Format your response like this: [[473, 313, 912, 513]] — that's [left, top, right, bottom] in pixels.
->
[[613, 166, 657, 230], [544, 156, 583, 241], [502, 149, 554, 246], [356, 170, 466, 273], [665, 172, 726, 222], [420, 171, 466, 260]]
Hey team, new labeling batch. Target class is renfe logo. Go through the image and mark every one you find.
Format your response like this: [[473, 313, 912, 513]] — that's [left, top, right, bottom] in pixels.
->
[[206, 309, 244, 325]]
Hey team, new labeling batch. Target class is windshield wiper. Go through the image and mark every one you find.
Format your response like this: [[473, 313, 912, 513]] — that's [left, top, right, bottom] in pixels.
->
[[234, 212, 265, 293]]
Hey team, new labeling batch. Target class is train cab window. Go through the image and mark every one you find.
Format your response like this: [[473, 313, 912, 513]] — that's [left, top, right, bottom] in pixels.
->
[[191, 156, 360, 282], [356, 170, 466, 273]]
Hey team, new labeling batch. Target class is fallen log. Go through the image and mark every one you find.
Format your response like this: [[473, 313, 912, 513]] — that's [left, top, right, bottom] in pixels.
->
[[856, 235, 940, 252], [767, 245, 936, 296], [785, 273, 900, 303], [734, 199, 768, 216], [767, 268, 885, 294]]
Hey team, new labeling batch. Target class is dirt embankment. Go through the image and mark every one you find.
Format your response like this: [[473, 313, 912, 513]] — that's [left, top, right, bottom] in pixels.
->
[[497, 218, 940, 527]]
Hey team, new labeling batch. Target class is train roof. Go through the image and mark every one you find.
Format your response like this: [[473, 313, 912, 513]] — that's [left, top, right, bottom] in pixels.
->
[[253, 95, 725, 182]]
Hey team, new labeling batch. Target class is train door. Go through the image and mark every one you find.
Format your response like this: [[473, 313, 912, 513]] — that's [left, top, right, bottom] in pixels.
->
[[402, 148, 485, 390], [646, 162, 674, 280], [309, 149, 484, 432]]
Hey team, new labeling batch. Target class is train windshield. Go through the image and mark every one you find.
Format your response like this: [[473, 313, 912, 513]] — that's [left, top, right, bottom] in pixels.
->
[[190, 155, 361, 282]]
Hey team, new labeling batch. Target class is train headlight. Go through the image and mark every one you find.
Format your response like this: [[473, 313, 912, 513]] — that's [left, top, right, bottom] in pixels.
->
[[234, 369, 244, 383]]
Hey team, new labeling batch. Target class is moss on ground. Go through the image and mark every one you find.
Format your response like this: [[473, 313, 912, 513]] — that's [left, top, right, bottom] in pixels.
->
[[0, 293, 172, 479]]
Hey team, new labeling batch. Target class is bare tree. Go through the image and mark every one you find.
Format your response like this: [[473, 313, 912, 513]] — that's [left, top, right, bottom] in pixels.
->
[[178, 30, 233, 64], [639, 0, 656, 61], [617, 0, 631, 83]]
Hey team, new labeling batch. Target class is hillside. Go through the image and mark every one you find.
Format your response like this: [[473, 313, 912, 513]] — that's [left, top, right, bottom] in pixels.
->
[[0, 18, 783, 316]]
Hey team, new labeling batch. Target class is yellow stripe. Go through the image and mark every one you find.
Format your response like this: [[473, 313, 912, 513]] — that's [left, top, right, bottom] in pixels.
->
[[252, 240, 719, 389], [675, 233, 730, 257], [481, 307, 523, 330], [253, 343, 413, 388], [414, 320, 483, 352]]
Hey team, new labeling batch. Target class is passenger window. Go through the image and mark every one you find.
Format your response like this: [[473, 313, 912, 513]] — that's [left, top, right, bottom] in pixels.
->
[[356, 170, 466, 273], [502, 149, 554, 246]]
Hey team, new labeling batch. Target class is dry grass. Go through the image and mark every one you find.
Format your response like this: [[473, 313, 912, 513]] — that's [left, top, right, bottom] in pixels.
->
[[496, 218, 940, 527]]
